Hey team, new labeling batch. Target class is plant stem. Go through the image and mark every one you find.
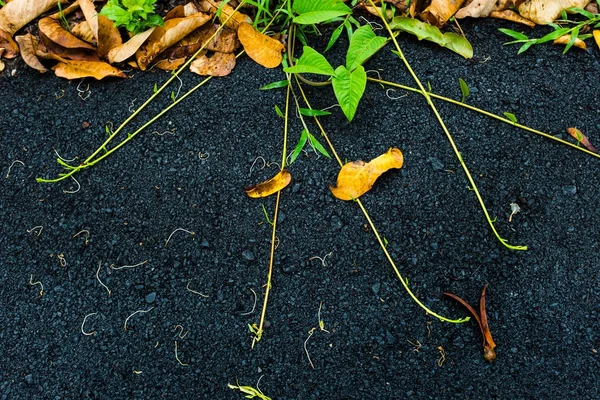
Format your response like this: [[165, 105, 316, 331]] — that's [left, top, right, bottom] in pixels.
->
[[367, 77, 600, 160], [370, 0, 526, 251], [293, 77, 467, 324]]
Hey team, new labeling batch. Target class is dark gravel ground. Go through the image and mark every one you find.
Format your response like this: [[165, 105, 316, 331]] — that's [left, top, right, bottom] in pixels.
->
[[1, 19, 600, 400]]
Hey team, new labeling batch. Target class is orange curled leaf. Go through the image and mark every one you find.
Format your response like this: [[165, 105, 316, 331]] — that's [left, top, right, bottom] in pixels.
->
[[593, 30, 600, 51], [443, 283, 496, 362], [38, 17, 96, 50], [15, 33, 47, 72], [567, 127, 598, 153], [489, 10, 535, 28], [330, 147, 404, 201], [52, 59, 126, 80], [238, 22, 284, 69], [421, 0, 466, 27], [245, 169, 291, 198], [553, 34, 587, 50]]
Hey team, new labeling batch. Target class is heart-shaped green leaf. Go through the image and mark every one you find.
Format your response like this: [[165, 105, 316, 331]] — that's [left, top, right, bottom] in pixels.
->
[[292, 0, 351, 25], [346, 24, 387, 71], [284, 46, 335, 76], [332, 65, 366, 122]]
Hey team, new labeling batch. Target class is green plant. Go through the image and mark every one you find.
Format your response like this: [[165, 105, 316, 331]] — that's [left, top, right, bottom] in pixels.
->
[[500, 7, 600, 54], [99, 0, 164, 35]]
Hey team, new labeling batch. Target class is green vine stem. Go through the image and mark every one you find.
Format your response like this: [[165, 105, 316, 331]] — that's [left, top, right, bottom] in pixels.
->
[[292, 76, 468, 324], [368, 77, 600, 160], [37, 1, 252, 184], [370, 0, 526, 251]]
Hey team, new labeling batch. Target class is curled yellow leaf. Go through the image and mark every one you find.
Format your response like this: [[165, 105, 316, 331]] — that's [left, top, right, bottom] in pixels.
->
[[593, 30, 600, 51], [553, 34, 587, 50], [330, 148, 404, 201], [238, 22, 284, 68], [245, 169, 291, 198]]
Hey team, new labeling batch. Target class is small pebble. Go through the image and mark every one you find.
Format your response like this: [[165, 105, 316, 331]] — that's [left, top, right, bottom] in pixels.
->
[[145, 292, 156, 303], [242, 250, 255, 261]]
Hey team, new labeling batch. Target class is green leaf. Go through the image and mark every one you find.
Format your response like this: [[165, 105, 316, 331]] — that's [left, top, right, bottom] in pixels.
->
[[299, 108, 332, 117], [459, 78, 469, 103], [325, 22, 345, 52], [389, 17, 472, 58], [307, 133, 331, 158], [517, 41, 534, 54], [535, 28, 570, 44], [498, 28, 529, 41], [346, 24, 387, 71], [332, 65, 367, 122], [503, 112, 518, 123], [567, 7, 595, 19], [563, 26, 579, 54], [283, 46, 335, 76], [289, 129, 309, 165], [274, 105, 284, 118], [292, 0, 351, 25], [260, 80, 289, 90]]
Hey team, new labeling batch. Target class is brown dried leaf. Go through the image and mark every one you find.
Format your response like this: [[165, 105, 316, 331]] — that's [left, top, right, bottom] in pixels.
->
[[245, 169, 292, 198], [154, 57, 186, 70], [0, 0, 58, 36], [98, 14, 123, 60], [39, 16, 96, 50], [421, 0, 467, 27], [39, 31, 99, 61], [553, 34, 587, 50], [164, 2, 199, 20], [0, 28, 19, 58], [107, 26, 153, 64], [519, 0, 590, 25], [78, 0, 98, 41], [199, 0, 252, 30], [330, 148, 404, 201], [358, 4, 395, 20], [166, 24, 238, 59], [71, 21, 96, 45], [456, 0, 519, 18], [567, 127, 598, 153], [489, 10, 536, 27], [190, 51, 236, 76], [52, 58, 126, 80], [238, 22, 284, 69], [136, 12, 211, 70], [15, 33, 47, 72]]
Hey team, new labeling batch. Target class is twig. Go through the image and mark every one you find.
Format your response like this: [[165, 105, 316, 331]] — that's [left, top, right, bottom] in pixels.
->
[[186, 281, 209, 297], [124, 307, 154, 331], [385, 88, 407, 100], [6, 160, 25, 178], [110, 260, 148, 270], [76, 79, 91, 100], [240, 288, 258, 316], [198, 152, 210, 160], [81, 312, 98, 336], [317, 301, 329, 333], [28, 274, 44, 297], [407, 339, 421, 352], [304, 328, 316, 369], [57, 253, 67, 267], [72, 229, 90, 244], [165, 228, 195, 247], [63, 176, 81, 194], [27, 226, 43, 236], [96, 262, 111, 296], [309, 251, 333, 267], [53, 149, 78, 163], [249, 156, 266, 175], [173, 325, 188, 339], [174, 341, 189, 366], [437, 346, 446, 367]]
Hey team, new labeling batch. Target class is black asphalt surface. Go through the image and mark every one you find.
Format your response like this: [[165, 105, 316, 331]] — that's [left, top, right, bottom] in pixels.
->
[[1, 18, 600, 399]]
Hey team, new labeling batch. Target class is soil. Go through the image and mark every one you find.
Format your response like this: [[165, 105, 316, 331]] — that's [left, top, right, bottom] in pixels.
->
[[1, 18, 600, 400]]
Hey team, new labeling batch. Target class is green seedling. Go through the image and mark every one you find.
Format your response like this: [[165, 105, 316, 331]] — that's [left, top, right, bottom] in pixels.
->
[[100, 0, 164, 35], [499, 7, 600, 54], [459, 78, 469, 103], [228, 381, 271, 400], [503, 112, 518, 124]]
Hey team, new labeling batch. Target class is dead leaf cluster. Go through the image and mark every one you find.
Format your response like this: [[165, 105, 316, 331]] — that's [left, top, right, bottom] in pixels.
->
[[0, 0, 285, 80]]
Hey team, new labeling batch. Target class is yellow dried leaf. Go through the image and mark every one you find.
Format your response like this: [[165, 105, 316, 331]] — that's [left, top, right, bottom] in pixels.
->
[[52, 59, 126, 80], [199, 0, 252, 30], [421, 0, 466, 27], [238, 22, 283, 69], [330, 148, 404, 201], [190, 51, 236, 76], [78, 0, 98, 41], [593, 30, 600, 50], [518, 0, 590, 25], [107, 26, 153, 64], [38, 17, 96, 50], [245, 169, 292, 198], [456, 0, 519, 19], [98, 14, 123, 60], [553, 34, 587, 50], [71, 21, 96, 45], [38, 31, 99, 61], [15, 33, 47, 72], [136, 12, 210, 70], [489, 10, 535, 27], [154, 57, 186, 70], [166, 24, 239, 59], [0, 0, 58, 36]]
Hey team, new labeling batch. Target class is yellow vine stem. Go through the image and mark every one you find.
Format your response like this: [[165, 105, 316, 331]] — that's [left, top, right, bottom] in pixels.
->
[[369, 0, 526, 251], [292, 76, 468, 324], [368, 77, 600, 160], [252, 78, 291, 348]]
